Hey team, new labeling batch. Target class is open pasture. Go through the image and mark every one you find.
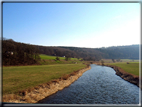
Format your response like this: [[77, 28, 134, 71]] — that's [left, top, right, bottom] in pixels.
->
[[39, 54, 82, 65], [39, 54, 78, 60], [106, 62, 139, 76], [3, 64, 86, 95], [121, 59, 139, 62], [102, 59, 139, 63], [102, 59, 113, 63]]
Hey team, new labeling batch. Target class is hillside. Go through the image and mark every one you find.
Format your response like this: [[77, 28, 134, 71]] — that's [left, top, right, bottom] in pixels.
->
[[95, 45, 139, 59], [2, 39, 140, 65], [35, 45, 139, 60]]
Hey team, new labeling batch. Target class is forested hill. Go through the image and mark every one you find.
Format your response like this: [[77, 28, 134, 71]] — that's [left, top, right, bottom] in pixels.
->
[[35, 44, 139, 60], [2, 39, 139, 62], [59, 45, 139, 60], [95, 45, 139, 60]]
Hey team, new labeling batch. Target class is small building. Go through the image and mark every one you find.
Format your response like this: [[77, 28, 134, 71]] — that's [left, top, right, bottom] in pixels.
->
[[11, 52, 13, 55], [5, 51, 13, 57], [6, 51, 13, 55]]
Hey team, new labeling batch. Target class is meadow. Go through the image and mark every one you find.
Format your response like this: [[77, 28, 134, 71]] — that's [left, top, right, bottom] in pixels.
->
[[39, 54, 78, 60], [3, 64, 86, 95], [39, 54, 82, 65], [3, 54, 140, 96], [105, 62, 139, 76], [102, 59, 139, 63]]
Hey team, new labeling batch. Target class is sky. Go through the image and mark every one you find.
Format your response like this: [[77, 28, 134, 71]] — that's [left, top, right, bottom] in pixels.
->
[[3, 2, 140, 48]]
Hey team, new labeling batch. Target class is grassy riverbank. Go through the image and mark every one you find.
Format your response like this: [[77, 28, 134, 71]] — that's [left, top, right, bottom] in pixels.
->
[[3, 64, 87, 95], [105, 62, 139, 76]]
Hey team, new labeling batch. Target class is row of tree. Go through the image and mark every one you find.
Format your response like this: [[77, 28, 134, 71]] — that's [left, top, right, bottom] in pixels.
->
[[34, 46, 104, 61], [2, 38, 140, 66], [34, 45, 139, 61]]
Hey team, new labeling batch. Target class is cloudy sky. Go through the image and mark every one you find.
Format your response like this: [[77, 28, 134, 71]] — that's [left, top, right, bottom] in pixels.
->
[[3, 2, 140, 48]]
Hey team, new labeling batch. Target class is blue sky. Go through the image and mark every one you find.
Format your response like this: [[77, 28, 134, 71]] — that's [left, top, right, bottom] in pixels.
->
[[3, 2, 140, 48]]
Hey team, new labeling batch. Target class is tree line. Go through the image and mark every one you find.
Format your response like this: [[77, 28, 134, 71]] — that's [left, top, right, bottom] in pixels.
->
[[96, 45, 139, 59], [35, 45, 103, 61], [35, 45, 139, 61], [2, 38, 139, 66]]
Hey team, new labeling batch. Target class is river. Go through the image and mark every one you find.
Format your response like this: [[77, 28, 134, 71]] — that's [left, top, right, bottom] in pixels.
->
[[38, 64, 141, 104]]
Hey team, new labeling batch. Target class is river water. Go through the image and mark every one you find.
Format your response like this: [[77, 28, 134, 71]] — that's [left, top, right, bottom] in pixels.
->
[[38, 64, 141, 104]]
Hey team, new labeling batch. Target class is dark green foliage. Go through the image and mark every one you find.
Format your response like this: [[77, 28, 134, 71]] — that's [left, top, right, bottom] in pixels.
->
[[2, 39, 41, 66], [65, 56, 70, 61], [55, 56, 60, 61]]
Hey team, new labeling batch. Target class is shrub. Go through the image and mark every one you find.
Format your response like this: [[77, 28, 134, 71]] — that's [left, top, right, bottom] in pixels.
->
[[55, 56, 60, 61]]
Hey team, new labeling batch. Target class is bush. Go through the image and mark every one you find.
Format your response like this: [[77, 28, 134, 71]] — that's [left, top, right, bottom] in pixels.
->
[[65, 57, 70, 61], [55, 56, 60, 61]]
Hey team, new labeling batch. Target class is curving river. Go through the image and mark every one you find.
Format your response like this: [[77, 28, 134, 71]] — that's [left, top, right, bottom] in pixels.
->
[[38, 64, 141, 104]]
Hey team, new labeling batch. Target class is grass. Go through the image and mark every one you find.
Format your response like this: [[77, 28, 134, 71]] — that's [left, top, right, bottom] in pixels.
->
[[39, 54, 83, 65], [102, 59, 139, 63], [3, 64, 87, 95], [120, 59, 139, 62], [39, 54, 78, 60], [105, 62, 139, 76]]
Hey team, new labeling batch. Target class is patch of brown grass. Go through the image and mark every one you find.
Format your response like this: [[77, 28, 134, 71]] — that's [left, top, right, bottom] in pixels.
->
[[24, 95, 32, 103], [3, 94, 20, 102], [34, 86, 40, 90], [70, 71, 77, 76], [61, 74, 70, 80], [51, 79, 60, 83], [27, 87, 35, 93], [38, 88, 44, 94]]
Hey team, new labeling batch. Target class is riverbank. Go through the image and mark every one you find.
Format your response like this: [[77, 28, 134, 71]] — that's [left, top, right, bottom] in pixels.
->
[[3, 65, 91, 104], [104, 64, 141, 89], [36, 64, 140, 104]]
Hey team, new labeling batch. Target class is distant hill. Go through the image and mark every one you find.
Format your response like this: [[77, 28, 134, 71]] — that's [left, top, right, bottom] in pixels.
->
[[35, 44, 139, 61], [95, 45, 139, 60], [2, 39, 140, 62]]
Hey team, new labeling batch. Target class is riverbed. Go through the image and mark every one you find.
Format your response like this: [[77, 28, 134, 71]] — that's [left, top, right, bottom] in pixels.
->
[[38, 64, 141, 104]]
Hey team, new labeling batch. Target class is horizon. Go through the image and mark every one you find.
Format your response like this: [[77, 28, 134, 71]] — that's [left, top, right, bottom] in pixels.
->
[[3, 3, 140, 48]]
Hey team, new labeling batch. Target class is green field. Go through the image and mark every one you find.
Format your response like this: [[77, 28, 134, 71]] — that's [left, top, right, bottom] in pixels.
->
[[106, 62, 139, 76], [3, 64, 86, 95], [39, 54, 78, 60], [102, 59, 139, 63], [39, 54, 83, 65], [121, 59, 139, 62]]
